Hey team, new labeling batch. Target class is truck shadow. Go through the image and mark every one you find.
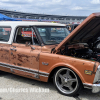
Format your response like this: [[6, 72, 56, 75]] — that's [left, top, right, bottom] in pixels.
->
[[78, 88, 100, 100], [0, 72, 56, 91]]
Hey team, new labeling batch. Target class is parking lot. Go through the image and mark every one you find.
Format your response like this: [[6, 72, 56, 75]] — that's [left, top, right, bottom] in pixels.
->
[[0, 72, 99, 100]]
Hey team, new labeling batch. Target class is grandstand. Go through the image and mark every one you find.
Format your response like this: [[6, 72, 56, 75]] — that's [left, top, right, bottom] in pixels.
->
[[0, 9, 87, 24]]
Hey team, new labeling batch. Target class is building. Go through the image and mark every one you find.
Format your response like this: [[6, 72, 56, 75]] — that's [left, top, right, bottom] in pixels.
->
[[0, 9, 87, 24]]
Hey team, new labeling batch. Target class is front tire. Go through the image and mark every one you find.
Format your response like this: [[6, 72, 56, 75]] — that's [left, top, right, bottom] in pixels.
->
[[53, 67, 82, 96]]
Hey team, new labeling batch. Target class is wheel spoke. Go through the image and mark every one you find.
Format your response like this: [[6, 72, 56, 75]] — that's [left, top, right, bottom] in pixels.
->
[[60, 82, 65, 88], [67, 78, 77, 82], [66, 70, 70, 78], [63, 83, 69, 88], [68, 86, 74, 91], [59, 74, 65, 84], [59, 74, 65, 80]]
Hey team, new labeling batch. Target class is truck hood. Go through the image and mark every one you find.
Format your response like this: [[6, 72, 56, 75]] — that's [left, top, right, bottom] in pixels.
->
[[54, 12, 100, 53]]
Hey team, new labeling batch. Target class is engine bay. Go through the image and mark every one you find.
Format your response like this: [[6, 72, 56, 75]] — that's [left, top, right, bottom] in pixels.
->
[[60, 43, 100, 62]]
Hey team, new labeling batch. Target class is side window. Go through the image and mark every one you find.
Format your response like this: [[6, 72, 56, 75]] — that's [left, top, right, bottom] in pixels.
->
[[0, 27, 11, 42], [37, 28, 48, 43], [14, 27, 39, 45], [38, 28, 46, 36]]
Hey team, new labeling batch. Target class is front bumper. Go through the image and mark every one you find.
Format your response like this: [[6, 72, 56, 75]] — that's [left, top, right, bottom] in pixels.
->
[[84, 83, 100, 93]]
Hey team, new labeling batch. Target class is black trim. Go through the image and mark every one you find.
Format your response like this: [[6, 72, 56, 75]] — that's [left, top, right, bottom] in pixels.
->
[[33, 26, 43, 46], [93, 62, 97, 74]]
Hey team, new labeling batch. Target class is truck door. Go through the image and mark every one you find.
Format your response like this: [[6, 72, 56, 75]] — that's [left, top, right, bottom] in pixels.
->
[[10, 26, 41, 79]]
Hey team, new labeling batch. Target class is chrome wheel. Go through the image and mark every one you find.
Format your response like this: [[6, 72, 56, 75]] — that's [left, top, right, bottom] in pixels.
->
[[54, 68, 81, 96]]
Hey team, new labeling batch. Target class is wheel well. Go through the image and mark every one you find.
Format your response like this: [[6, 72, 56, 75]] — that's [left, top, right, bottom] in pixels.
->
[[48, 66, 65, 82], [48, 66, 83, 87]]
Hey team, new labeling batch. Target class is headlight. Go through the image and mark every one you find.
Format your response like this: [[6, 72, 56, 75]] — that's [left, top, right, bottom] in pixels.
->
[[93, 65, 100, 83]]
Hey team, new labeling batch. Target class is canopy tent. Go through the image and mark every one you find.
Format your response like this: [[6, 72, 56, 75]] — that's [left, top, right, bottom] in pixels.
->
[[0, 13, 18, 21]]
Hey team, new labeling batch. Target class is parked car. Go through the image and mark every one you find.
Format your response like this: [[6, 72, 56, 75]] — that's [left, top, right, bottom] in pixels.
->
[[0, 13, 100, 96], [66, 24, 79, 33], [21, 27, 36, 38]]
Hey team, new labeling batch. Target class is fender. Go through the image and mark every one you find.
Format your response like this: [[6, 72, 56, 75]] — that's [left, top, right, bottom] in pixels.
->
[[48, 62, 92, 83]]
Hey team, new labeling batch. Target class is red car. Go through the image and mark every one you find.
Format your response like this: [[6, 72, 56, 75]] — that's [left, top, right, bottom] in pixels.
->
[[21, 28, 36, 37]]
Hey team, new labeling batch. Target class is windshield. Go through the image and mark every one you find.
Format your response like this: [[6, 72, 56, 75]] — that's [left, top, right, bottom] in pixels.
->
[[37, 26, 69, 45]]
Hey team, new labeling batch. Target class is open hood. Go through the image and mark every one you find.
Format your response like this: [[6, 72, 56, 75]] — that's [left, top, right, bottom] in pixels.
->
[[54, 12, 100, 53]]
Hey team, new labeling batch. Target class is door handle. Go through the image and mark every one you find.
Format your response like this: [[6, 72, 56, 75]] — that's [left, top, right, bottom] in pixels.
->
[[10, 48, 17, 51]]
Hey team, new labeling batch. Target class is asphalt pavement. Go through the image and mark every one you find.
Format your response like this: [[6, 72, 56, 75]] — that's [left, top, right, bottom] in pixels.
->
[[0, 72, 100, 100]]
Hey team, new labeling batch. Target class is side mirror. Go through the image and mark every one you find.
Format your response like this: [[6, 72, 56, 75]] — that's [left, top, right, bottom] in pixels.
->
[[25, 42, 35, 50]]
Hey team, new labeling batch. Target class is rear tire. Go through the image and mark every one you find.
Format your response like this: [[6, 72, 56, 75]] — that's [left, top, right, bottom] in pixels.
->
[[53, 67, 82, 96]]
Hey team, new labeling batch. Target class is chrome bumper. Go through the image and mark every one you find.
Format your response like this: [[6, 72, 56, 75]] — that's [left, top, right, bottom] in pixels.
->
[[86, 64, 100, 93], [83, 65, 100, 93], [83, 83, 100, 93]]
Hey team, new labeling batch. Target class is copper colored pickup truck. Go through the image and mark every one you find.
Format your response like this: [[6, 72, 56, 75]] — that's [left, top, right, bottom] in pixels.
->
[[0, 13, 100, 96]]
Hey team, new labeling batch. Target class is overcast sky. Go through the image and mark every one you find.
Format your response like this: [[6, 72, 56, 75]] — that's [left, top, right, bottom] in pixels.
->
[[0, 0, 100, 16]]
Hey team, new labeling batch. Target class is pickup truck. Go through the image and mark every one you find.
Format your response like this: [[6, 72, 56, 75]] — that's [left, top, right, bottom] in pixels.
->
[[0, 13, 100, 96]]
